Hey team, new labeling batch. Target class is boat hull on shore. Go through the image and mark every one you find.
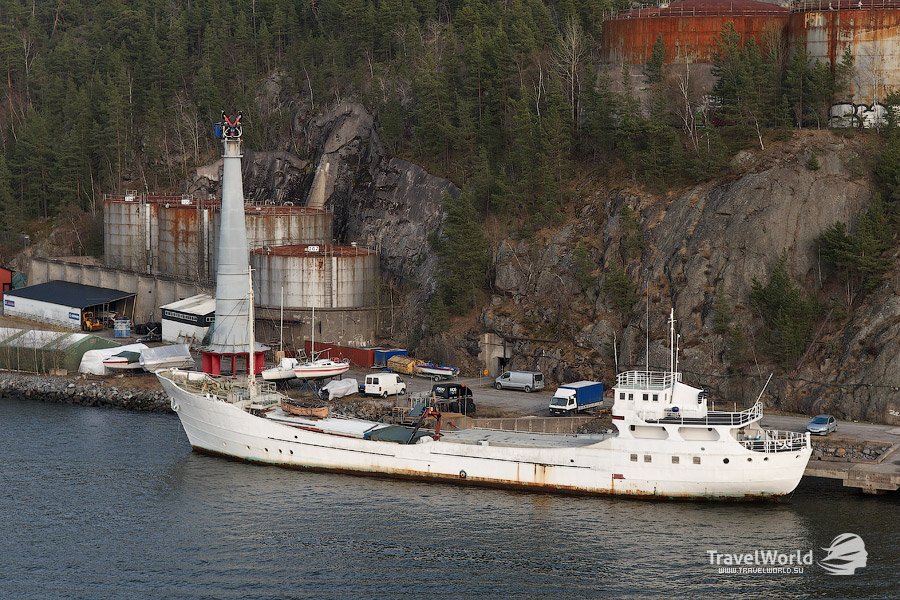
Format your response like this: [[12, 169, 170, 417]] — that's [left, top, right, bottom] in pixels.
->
[[157, 372, 809, 500]]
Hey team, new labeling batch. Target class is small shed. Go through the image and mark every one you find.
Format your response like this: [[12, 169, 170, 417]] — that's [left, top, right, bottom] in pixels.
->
[[161, 294, 215, 344], [0, 327, 119, 373], [3, 281, 136, 330]]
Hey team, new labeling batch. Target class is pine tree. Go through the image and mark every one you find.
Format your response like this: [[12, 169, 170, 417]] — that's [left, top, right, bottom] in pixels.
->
[[645, 34, 665, 84], [437, 191, 491, 315]]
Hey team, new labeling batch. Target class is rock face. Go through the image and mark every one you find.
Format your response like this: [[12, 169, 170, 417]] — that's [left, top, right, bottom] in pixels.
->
[[484, 132, 898, 424], [304, 103, 458, 290], [187, 101, 457, 296]]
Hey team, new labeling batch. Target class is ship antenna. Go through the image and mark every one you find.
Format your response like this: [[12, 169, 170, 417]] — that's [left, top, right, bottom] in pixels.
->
[[675, 333, 681, 377], [669, 308, 675, 377], [645, 285, 650, 376]]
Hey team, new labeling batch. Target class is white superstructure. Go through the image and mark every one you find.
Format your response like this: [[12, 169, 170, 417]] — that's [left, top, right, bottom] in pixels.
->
[[157, 310, 811, 500]]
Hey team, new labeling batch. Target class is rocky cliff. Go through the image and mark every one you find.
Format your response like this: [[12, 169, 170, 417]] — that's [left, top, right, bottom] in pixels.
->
[[489, 131, 898, 425]]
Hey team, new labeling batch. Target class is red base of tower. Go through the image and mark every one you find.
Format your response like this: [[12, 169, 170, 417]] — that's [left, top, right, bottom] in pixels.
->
[[201, 350, 265, 376]]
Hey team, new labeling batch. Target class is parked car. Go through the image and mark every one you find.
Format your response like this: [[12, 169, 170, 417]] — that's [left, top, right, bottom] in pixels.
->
[[806, 414, 837, 435], [494, 370, 545, 393]]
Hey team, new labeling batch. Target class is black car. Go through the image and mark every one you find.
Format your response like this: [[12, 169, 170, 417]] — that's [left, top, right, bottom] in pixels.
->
[[431, 383, 476, 415]]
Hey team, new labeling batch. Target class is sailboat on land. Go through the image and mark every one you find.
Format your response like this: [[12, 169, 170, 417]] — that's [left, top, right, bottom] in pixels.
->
[[292, 306, 350, 381]]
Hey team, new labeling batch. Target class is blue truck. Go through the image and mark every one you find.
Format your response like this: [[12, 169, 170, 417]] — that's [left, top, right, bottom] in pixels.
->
[[548, 381, 604, 416]]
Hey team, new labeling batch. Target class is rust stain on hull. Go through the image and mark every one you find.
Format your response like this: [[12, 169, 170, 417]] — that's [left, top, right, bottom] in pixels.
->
[[191, 446, 790, 503]]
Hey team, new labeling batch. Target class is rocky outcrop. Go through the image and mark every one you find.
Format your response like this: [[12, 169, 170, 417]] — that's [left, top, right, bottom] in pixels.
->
[[304, 102, 458, 290], [483, 131, 898, 424], [186, 150, 311, 203]]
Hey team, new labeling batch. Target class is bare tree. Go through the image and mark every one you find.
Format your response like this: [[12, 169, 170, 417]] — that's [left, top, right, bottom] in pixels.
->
[[552, 16, 587, 132]]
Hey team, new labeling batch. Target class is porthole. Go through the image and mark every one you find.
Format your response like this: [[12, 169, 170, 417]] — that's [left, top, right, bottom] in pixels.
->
[[764, 457, 769, 461], [747, 457, 752, 462], [278, 449, 282, 453], [723, 458, 730, 464], [289, 450, 293, 455], [265, 448, 269, 452]]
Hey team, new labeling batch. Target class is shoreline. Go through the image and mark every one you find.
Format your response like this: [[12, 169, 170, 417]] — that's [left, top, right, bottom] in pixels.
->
[[0, 372, 172, 412]]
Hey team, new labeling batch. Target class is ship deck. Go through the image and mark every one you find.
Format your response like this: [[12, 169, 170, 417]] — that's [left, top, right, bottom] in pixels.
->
[[441, 429, 612, 449]]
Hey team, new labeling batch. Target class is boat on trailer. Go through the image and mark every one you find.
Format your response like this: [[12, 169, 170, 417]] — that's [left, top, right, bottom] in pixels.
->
[[157, 310, 811, 500]]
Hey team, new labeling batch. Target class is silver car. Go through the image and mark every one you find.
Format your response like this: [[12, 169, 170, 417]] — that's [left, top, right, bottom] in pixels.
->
[[806, 414, 837, 435]]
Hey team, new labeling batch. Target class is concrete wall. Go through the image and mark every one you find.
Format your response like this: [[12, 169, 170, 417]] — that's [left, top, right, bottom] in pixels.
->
[[29, 258, 210, 323]]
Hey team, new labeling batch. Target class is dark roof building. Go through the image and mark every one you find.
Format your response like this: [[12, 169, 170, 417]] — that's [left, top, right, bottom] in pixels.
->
[[3, 280, 136, 330]]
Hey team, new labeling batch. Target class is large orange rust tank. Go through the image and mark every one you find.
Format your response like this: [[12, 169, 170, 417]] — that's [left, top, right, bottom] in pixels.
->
[[601, 0, 790, 65]]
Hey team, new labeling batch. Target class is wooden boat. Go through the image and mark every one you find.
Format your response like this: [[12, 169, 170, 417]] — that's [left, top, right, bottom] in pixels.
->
[[280, 399, 329, 419]]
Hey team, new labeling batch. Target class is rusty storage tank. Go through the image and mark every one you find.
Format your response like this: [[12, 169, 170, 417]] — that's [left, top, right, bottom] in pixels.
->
[[103, 193, 158, 273], [250, 244, 379, 309], [601, 0, 790, 65], [244, 205, 332, 249], [208, 205, 333, 275], [156, 196, 211, 280], [790, 0, 900, 106]]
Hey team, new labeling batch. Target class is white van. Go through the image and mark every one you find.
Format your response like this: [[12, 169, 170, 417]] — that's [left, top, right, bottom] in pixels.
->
[[494, 370, 545, 393], [364, 373, 407, 397]]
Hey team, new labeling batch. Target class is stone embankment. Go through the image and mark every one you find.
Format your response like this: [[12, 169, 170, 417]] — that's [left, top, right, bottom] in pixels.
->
[[0, 373, 172, 412], [810, 436, 891, 463]]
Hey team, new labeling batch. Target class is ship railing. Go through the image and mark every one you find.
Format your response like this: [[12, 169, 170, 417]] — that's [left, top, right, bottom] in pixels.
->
[[646, 401, 762, 426], [740, 430, 810, 453], [616, 370, 680, 390]]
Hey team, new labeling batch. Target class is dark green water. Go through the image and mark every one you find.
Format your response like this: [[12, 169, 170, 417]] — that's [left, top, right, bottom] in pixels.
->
[[0, 397, 896, 599]]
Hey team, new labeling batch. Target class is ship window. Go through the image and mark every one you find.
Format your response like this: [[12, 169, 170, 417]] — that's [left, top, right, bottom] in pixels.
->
[[630, 454, 638, 462], [672, 456, 679, 464], [652, 394, 658, 402], [642, 393, 648, 401], [628, 393, 633, 401], [723, 458, 730, 464], [630, 425, 635, 431], [619, 392, 625, 400], [643, 455, 651, 463], [693, 457, 701, 464]]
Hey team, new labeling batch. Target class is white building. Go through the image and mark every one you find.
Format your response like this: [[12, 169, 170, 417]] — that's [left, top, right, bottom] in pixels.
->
[[3, 280, 135, 330], [161, 294, 215, 344]]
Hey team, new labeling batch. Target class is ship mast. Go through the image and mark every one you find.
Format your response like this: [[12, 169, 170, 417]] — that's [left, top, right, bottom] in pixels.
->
[[248, 267, 257, 404]]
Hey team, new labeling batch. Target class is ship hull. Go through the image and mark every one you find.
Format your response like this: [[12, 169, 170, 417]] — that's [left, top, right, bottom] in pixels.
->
[[158, 374, 810, 500]]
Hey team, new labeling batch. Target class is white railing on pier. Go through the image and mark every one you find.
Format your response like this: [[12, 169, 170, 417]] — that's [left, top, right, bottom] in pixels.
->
[[616, 370, 681, 390], [740, 430, 810, 453]]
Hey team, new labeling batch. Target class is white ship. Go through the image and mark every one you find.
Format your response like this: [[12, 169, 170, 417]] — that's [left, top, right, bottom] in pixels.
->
[[157, 311, 811, 500], [157, 113, 811, 500]]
